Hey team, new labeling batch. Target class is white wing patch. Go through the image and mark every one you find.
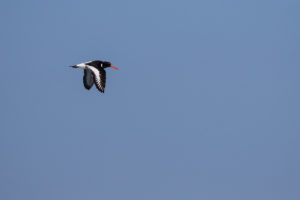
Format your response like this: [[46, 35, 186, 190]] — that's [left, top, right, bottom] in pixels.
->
[[86, 65, 105, 93]]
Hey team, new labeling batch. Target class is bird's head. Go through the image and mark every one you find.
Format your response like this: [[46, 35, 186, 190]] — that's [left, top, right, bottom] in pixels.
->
[[103, 61, 119, 70]]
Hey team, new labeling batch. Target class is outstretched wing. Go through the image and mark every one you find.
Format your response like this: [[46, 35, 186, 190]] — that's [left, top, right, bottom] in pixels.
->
[[83, 69, 94, 90], [86, 65, 106, 93]]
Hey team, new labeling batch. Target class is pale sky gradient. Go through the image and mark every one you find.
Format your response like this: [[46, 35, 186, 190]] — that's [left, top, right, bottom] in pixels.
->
[[1, 0, 300, 200]]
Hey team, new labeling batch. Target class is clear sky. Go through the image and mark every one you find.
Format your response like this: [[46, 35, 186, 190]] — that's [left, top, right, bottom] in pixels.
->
[[1, 0, 299, 199]]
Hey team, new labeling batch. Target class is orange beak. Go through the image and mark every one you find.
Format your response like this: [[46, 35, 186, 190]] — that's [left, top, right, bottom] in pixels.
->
[[110, 65, 119, 70]]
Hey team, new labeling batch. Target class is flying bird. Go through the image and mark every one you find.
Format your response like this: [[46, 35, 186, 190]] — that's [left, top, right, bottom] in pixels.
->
[[71, 60, 119, 93]]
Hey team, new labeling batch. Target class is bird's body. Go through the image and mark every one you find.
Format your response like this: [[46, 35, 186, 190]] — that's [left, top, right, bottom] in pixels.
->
[[71, 60, 119, 93]]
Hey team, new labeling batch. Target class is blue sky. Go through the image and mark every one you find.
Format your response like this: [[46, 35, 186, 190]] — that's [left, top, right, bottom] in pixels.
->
[[1, 0, 300, 199]]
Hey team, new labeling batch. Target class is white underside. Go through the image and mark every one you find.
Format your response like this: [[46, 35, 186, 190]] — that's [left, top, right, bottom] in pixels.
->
[[76, 63, 87, 69]]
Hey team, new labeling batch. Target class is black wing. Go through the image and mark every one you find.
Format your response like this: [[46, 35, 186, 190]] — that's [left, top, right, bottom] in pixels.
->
[[83, 69, 94, 90]]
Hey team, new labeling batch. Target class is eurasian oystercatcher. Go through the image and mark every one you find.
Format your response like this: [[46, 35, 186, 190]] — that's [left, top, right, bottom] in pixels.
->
[[71, 60, 119, 93]]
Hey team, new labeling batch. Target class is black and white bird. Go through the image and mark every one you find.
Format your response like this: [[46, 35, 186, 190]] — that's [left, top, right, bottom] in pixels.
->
[[71, 60, 119, 93]]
